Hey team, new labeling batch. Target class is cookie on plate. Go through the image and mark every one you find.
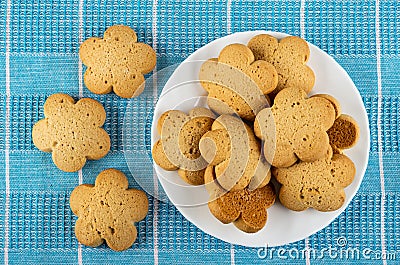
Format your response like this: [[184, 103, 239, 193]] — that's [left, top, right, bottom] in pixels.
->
[[199, 114, 271, 191], [32, 93, 110, 172], [199, 43, 277, 120], [312, 94, 342, 119], [80, 25, 157, 98], [152, 108, 215, 185], [248, 34, 315, 95], [70, 169, 148, 251], [204, 166, 276, 233], [254, 87, 336, 168], [328, 114, 360, 154], [273, 147, 355, 212]]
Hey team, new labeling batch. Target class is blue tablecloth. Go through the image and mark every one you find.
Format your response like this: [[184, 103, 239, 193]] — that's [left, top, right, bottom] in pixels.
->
[[0, 0, 399, 264]]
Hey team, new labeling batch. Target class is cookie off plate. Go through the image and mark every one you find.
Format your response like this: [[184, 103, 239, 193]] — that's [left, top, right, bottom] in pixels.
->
[[149, 31, 369, 247]]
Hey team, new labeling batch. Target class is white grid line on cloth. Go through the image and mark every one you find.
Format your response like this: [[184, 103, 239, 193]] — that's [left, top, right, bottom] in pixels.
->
[[304, 237, 311, 265], [78, 243, 83, 265], [77, 0, 84, 263], [300, 2, 311, 264], [375, 0, 387, 264], [227, 0, 232, 35], [78, 170, 83, 186], [78, 0, 84, 99], [4, 0, 12, 263], [300, 0, 306, 38], [152, 0, 159, 264], [230, 244, 235, 265]]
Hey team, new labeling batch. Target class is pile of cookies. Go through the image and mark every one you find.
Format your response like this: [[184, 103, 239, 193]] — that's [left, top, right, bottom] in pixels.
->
[[32, 25, 156, 251], [153, 34, 359, 233]]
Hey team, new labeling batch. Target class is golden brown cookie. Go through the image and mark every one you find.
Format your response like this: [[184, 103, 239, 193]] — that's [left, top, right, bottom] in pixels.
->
[[254, 87, 336, 168], [199, 114, 271, 191], [273, 147, 355, 212], [32, 93, 110, 172], [79, 25, 157, 98], [328, 114, 360, 154], [248, 34, 315, 94], [152, 108, 215, 185], [199, 43, 278, 120], [204, 166, 276, 233], [312, 94, 341, 119], [70, 169, 148, 251], [311, 95, 359, 154]]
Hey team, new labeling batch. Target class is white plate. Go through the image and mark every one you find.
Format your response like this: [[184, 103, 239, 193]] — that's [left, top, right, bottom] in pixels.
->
[[151, 31, 370, 247]]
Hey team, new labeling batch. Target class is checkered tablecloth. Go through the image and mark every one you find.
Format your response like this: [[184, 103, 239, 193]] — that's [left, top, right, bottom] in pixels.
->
[[0, 0, 399, 264]]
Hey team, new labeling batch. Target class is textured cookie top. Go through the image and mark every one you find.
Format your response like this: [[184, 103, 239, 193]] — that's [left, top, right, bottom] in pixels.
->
[[204, 166, 275, 233], [199, 114, 271, 191], [328, 114, 360, 152], [70, 169, 148, 251], [152, 108, 215, 185], [32, 93, 110, 172], [254, 88, 336, 168], [248, 34, 315, 94], [80, 25, 156, 98], [199, 43, 277, 120], [312, 94, 342, 119], [273, 147, 355, 212]]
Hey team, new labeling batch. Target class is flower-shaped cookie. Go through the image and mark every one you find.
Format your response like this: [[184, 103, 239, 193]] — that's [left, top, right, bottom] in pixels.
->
[[199, 114, 271, 191], [199, 43, 278, 120], [273, 147, 355, 212], [79, 25, 157, 98], [152, 108, 215, 185], [70, 169, 148, 251], [248, 34, 315, 94], [204, 166, 276, 233], [254, 88, 336, 168], [32, 93, 110, 172]]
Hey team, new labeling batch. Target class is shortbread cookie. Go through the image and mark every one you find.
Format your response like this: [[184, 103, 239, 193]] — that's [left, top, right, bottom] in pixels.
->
[[328, 114, 360, 154], [70, 169, 148, 251], [248, 34, 315, 94], [311, 95, 359, 153], [254, 87, 336, 168], [178, 169, 206, 186], [273, 147, 355, 212], [199, 43, 277, 120], [199, 114, 271, 191], [312, 94, 341, 119], [80, 25, 157, 98], [204, 166, 276, 233], [152, 108, 215, 185], [32, 93, 110, 172]]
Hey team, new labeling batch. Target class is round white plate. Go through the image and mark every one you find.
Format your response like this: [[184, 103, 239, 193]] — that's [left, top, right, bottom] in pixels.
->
[[151, 31, 370, 247]]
